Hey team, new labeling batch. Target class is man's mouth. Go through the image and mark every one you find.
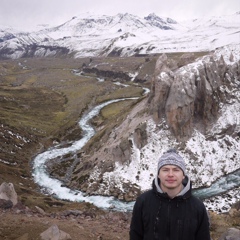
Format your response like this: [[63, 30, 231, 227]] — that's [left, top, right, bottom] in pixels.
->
[[166, 180, 175, 183]]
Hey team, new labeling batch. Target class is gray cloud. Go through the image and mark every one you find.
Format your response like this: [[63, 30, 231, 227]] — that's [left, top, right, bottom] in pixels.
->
[[1, 0, 239, 30]]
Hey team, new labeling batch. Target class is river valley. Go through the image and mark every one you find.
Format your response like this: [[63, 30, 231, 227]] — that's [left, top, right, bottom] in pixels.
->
[[33, 98, 240, 213]]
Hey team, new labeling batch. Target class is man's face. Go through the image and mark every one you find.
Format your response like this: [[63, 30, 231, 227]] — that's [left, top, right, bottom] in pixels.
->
[[158, 165, 185, 191]]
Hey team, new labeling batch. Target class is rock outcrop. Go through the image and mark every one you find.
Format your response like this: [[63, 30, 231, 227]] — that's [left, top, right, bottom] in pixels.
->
[[40, 224, 72, 240], [0, 182, 18, 206], [111, 138, 133, 165], [149, 48, 240, 141], [69, 45, 239, 202], [111, 122, 148, 165], [133, 122, 148, 149], [148, 53, 174, 122]]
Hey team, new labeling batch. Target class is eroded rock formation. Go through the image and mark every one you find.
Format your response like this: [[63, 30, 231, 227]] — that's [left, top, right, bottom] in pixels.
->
[[70, 45, 239, 203], [149, 50, 240, 141]]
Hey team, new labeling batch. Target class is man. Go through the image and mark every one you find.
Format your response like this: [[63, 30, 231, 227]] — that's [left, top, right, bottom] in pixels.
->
[[130, 149, 211, 240]]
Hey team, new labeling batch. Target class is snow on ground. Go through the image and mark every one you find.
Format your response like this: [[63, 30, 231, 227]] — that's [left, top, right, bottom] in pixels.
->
[[97, 113, 239, 192], [204, 188, 240, 213], [92, 44, 240, 191], [2, 12, 239, 58], [215, 44, 240, 63], [90, 113, 239, 212]]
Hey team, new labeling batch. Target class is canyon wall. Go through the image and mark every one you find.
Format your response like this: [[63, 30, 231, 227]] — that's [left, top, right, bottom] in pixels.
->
[[149, 50, 239, 141]]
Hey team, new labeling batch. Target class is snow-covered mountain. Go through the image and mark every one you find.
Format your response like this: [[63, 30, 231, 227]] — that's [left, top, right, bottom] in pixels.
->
[[0, 12, 239, 59]]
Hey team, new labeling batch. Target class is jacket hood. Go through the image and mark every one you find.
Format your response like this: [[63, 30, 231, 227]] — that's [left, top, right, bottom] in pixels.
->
[[153, 174, 191, 199]]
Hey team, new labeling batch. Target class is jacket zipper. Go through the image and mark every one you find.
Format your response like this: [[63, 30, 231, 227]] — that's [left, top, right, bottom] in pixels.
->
[[166, 200, 171, 240]]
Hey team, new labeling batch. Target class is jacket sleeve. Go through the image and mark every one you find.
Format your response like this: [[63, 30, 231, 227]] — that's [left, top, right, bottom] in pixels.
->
[[129, 196, 144, 240], [195, 203, 211, 240]]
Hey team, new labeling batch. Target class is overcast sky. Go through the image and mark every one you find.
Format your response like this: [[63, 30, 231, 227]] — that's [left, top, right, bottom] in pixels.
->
[[1, 0, 239, 30]]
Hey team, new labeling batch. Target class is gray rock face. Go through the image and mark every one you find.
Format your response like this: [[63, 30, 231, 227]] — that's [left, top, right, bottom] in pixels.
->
[[112, 138, 133, 165], [109, 122, 147, 167], [40, 224, 72, 240], [71, 45, 240, 201], [0, 182, 18, 206], [133, 122, 148, 149], [150, 51, 240, 141], [149, 53, 174, 121]]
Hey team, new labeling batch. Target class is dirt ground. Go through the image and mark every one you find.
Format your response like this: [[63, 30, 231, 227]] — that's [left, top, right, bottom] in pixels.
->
[[0, 207, 131, 240], [0, 206, 239, 240]]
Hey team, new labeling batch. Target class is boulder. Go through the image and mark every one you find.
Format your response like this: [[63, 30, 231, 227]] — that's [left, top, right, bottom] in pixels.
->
[[0, 182, 18, 206], [218, 228, 240, 240], [40, 224, 72, 240]]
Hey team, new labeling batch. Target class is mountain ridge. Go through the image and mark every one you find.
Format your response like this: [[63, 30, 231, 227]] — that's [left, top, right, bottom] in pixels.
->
[[0, 12, 239, 59]]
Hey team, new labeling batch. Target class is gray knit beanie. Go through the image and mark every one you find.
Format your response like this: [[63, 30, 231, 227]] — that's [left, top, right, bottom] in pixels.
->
[[157, 149, 186, 175]]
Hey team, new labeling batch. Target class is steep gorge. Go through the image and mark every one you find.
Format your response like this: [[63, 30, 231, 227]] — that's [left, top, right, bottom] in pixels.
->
[[70, 45, 240, 204]]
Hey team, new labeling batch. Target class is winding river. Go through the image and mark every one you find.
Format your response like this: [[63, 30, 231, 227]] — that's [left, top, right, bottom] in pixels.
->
[[33, 98, 240, 212]]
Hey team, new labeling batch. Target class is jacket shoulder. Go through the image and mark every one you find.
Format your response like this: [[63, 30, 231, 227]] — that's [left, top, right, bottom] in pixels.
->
[[190, 195, 206, 206], [189, 195, 208, 213], [138, 189, 154, 199], [134, 189, 155, 205]]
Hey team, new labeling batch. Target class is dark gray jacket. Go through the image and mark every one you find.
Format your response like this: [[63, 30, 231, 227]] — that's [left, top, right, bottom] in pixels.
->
[[130, 177, 211, 240]]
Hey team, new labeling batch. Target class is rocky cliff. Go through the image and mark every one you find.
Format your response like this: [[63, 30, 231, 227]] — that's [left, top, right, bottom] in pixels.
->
[[72, 44, 240, 205], [150, 47, 239, 141]]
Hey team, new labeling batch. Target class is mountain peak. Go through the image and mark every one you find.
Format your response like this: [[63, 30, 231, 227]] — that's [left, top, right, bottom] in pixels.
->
[[0, 12, 239, 59], [144, 13, 176, 30]]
